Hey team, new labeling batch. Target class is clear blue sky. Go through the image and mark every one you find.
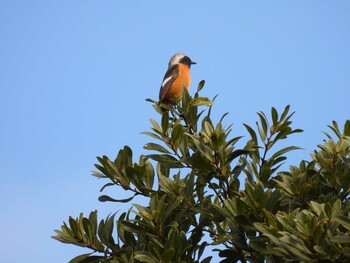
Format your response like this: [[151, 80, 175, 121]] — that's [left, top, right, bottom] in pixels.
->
[[1, 1, 349, 262]]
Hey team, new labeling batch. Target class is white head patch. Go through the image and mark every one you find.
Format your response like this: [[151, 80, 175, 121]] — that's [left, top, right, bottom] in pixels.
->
[[168, 53, 187, 68]]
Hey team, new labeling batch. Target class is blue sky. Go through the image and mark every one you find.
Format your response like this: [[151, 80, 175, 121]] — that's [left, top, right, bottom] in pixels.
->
[[0, 1, 349, 262]]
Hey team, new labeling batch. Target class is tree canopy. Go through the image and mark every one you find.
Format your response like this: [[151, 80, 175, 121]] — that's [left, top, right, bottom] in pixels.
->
[[53, 81, 350, 263]]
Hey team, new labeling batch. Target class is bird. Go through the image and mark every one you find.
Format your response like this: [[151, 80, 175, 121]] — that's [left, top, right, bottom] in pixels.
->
[[159, 53, 196, 104]]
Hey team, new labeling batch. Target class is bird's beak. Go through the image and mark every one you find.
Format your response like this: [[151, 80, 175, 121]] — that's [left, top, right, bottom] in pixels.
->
[[191, 61, 197, 65]]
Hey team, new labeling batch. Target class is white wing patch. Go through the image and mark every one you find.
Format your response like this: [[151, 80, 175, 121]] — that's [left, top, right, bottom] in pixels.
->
[[161, 76, 173, 88]]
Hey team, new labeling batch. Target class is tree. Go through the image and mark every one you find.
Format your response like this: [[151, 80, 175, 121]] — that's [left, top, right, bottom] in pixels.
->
[[53, 81, 350, 262]]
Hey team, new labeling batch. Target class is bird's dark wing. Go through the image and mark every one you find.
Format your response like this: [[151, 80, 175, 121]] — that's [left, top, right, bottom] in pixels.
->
[[159, 64, 179, 102]]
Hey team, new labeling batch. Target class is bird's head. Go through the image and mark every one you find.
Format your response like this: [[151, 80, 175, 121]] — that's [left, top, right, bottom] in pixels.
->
[[168, 53, 196, 68]]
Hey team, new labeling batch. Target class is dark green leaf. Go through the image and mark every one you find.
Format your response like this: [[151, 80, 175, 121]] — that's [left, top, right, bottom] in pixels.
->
[[163, 248, 175, 261], [171, 124, 183, 147], [143, 159, 155, 189], [201, 256, 212, 263], [257, 112, 268, 140], [147, 154, 183, 168], [144, 143, 170, 153], [271, 107, 278, 125], [145, 98, 157, 103], [99, 182, 115, 192], [98, 194, 136, 203], [197, 80, 205, 92], [243, 124, 258, 145], [227, 149, 250, 163], [219, 112, 229, 123], [141, 131, 163, 141], [280, 105, 291, 121], [344, 120, 350, 136], [270, 146, 301, 160], [125, 165, 146, 191], [161, 112, 169, 133], [68, 253, 93, 263], [79, 256, 106, 263]]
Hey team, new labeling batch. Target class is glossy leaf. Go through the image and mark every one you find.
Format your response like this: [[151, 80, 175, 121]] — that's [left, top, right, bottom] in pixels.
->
[[144, 143, 170, 153]]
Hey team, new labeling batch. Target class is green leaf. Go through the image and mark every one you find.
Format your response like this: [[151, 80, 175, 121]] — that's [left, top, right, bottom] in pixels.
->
[[98, 194, 136, 203], [331, 199, 341, 218], [79, 256, 106, 263], [163, 248, 175, 261], [330, 235, 350, 243], [171, 124, 183, 147], [271, 107, 278, 126], [134, 252, 159, 263], [190, 97, 213, 107], [227, 149, 250, 163], [98, 213, 116, 250], [270, 146, 301, 160], [161, 111, 169, 133], [147, 154, 183, 168], [150, 118, 161, 133], [203, 120, 214, 135], [99, 182, 115, 192], [126, 165, 149, 193], [280, 105, 291, 121], [278, 234, 313, 260], [201, 256, 212, 263], [309, 201, 325, 216], [344, 120, 350, 136], [145, 98, 157, 103], [243, 124, 258, 145], [144, 143, 170, 153], [191, 137, 214, 163], [257, 125, 266, 143], [257, 112, 268, 140], [335, 215, 350, 230], [181, 86, 191, 111], [142, 158, 155, 189], [68, 253, 93, 263], [158, 174, 178, 197], [219, 112, 229, 123], [197, 80, 205, 92], [157, 162, 170, 178], [141, 131, 163, 141], [161, 196, 182, 223]]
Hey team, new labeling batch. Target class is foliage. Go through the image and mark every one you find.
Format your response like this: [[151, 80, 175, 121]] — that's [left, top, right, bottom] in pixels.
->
[[53, 81, 350, 262]]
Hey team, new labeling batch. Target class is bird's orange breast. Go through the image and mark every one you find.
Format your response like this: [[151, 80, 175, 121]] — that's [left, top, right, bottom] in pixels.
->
[[166, 64, 191, 100]]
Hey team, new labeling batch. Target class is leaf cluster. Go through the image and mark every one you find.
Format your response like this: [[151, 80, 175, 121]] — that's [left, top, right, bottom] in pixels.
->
[[53, 81, 350, 263]]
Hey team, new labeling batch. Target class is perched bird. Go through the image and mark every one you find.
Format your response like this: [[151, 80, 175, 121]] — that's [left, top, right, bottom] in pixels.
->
[[159, 53, 196, 104]]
